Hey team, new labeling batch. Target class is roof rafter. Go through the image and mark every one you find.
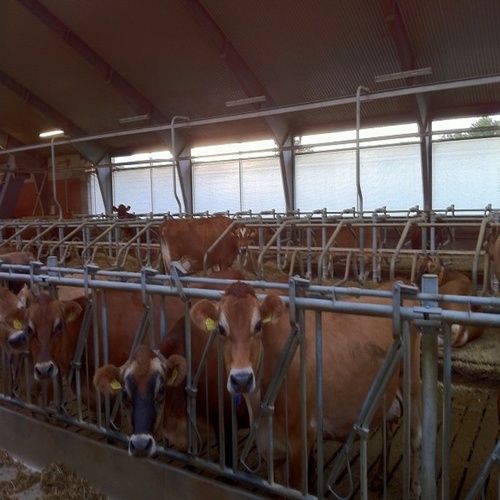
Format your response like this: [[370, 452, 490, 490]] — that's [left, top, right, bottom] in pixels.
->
[[16, 0, 169, 125], [181, 0, 290, 143], [0, 69, 108, 163], [378, 0, 415, 72]]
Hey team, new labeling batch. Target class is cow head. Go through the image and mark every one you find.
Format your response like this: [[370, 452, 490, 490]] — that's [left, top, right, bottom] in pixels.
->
[[0, 285, 29, 352], [8, 292, 83, 380], [190, 282, 285, 396], [113, 204, 134, 219], [93, 345, 186, 458], [417, 255, 445, 284]]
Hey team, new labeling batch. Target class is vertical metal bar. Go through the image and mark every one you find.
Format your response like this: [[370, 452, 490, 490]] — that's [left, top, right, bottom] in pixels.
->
[[315, 311, 324, 499], [306, 226, 312, 278], [231, 396, 238, 471], [420, 274, 439, 500], [442, 323, 452, 500], [216, 340, 225, 467], [356, 85, 369, 282], [92, 291, 102, 428], [298, 306, 308, 493], [359, 436, 369, 500], [184, 301, 195, 455], [402, 320, 412, 499]]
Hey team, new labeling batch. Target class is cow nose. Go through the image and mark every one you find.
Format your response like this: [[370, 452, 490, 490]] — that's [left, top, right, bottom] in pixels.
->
[[34, 361, 56, 380], [7, 331, 27, 351], [229, 372, 254, 394], [129, 434, 155, 457]]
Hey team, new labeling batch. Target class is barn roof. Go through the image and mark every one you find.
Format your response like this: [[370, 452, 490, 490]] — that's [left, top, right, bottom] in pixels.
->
[[1, 0, 499, 159]]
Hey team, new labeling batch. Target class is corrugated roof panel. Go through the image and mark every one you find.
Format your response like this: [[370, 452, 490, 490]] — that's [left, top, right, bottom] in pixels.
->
[[202, 0, 402, 104], [400, 0, 500, 81], [40, 0, 249, 120], [0, 0, 140, 134]]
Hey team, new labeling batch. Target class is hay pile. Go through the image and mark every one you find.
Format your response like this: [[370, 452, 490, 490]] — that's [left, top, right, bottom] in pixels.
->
[[444, 328, 500, 385], [0, 450, 106, 499]]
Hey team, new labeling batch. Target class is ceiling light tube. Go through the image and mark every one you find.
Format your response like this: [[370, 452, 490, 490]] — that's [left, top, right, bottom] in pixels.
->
[[375, 67, 433, 83], [39, 129, 65, 138], [225, 95, 267, 107]]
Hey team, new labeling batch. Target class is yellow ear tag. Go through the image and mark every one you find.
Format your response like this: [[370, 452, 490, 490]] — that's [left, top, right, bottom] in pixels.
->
[[12, 319, 23, 330], [168, 367, 178, 385], [205, 318, 217, 332], [110, 379, 122, 391], [262, 316, 272, 325]]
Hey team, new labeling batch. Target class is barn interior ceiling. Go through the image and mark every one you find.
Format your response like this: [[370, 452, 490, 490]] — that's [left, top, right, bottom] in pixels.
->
[[0, 0, 499, 163]]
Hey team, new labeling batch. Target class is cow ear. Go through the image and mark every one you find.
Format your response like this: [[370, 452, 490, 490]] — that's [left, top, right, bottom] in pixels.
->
[[163, 354, 187, 387], [17, 284, 32, 309], [61, 300, 83, 323], [93, 364, 122, 395], [190, 300, 219, 333], [112, 206, 118, 212], [261, 294, 285, 325]]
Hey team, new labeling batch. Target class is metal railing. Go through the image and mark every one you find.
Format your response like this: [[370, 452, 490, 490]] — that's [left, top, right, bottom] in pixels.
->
[[0, 262, 498, 498]]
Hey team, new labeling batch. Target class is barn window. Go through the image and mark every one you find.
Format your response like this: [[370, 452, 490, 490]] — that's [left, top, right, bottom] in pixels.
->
[[192, 139, 283, 213], [432, 136, 500, 210], [295, 123, 422, 212], [107, 151, 181, 215]]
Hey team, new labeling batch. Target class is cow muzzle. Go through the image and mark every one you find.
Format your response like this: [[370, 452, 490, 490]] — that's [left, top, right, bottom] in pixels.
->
[[129, 433, 156, 458], [34, 361, 58, 380], [7, 330, 28, 352], [228, 368, 255, 395]]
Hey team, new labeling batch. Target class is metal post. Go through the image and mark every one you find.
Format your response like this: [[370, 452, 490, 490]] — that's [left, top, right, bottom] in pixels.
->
[[419, 273, 440, 500], [356, 86, 369, 282], [170, 115, 189, 214]]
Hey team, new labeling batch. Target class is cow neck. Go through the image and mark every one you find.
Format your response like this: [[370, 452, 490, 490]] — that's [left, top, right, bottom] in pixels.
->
[[243, 340, 264, 425]]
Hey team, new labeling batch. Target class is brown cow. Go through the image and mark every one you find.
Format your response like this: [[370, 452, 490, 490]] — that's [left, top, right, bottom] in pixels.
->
[[419, 256, 484, 347], [191, 281, 422, 493], [93, 318, 247, 460], [159, 216, 241, 274]]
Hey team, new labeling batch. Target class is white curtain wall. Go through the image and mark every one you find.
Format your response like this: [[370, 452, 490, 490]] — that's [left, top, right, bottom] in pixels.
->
[[433, 137, 500, 209]]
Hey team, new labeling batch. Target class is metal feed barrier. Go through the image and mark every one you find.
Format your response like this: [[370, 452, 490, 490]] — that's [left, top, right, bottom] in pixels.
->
[[0, 206, 498, 292], [0, 262, 498, 498]]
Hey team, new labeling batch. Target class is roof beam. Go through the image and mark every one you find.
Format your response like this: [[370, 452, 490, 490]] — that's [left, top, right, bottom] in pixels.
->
[[0, 69, 108, 163], [378, 0, 415, 72], [16, 0, 168, 125], [181, 0, 290, 143]]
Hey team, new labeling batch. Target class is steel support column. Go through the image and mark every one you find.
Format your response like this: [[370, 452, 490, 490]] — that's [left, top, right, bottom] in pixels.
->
[[279, 138, 295, 213], [417, 95, 433, 212], [95, 157, 113, 215], [177, 158, 193, 215]]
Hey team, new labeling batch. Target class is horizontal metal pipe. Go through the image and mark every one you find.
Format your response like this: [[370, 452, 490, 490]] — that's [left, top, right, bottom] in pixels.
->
[[1, 74, 500, 156], [1, 271, 499, 326]]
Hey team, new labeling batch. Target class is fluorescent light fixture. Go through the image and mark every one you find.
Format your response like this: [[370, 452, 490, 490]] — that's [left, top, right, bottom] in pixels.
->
[[118, 113, 150, 124], [375, 67, 433, 83], [225, 95, 267, 107], [39, 129, 65, 138]]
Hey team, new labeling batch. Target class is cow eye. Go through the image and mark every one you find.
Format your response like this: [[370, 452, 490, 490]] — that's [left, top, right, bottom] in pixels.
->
[[254, 320, 262, 333], [53, 321, 63, 335], [218, 325, 226, 336], [26, 325, 34, 338]]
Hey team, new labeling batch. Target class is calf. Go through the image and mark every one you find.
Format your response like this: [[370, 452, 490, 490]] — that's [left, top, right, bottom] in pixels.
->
[[420, 256, 484, 347], [191, 281, 421, 492]]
